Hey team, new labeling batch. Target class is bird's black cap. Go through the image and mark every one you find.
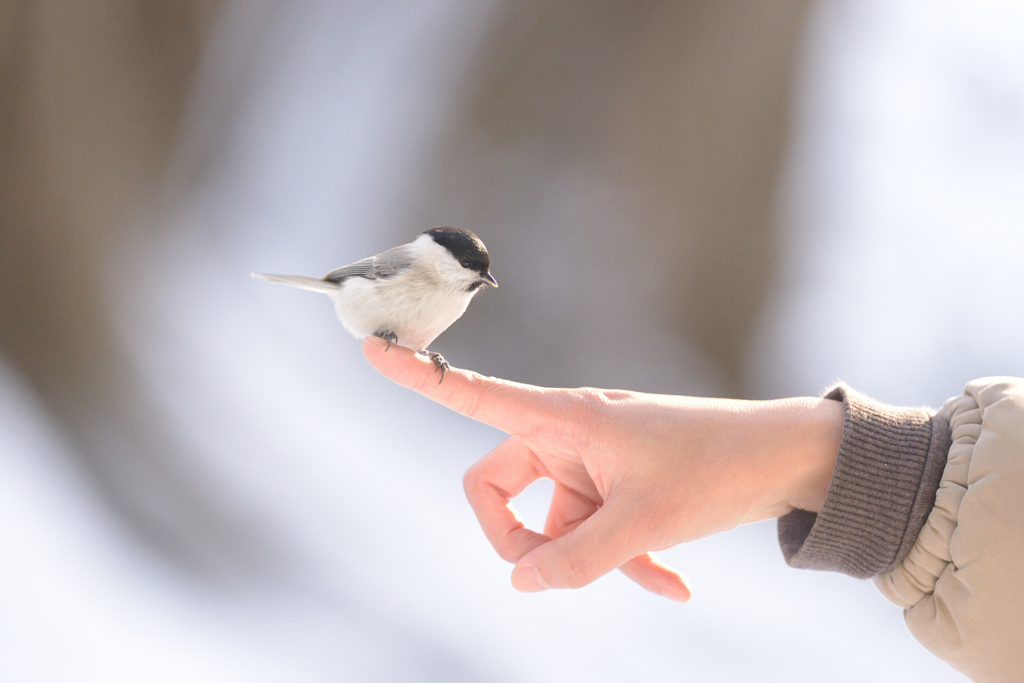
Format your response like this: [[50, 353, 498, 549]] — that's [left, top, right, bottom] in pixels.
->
[[423, 226, 491, 277]]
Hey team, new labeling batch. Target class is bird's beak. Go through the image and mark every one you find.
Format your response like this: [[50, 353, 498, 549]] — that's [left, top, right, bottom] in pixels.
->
[[481, 271, 498, 287]]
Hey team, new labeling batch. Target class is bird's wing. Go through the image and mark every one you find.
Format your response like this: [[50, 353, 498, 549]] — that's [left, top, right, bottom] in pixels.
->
[[322, 258, 375, 283], [323, 244, 415, 284]]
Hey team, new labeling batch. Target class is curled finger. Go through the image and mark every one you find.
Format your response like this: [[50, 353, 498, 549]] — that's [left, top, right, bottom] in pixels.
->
[[463, 436, 551, 563]]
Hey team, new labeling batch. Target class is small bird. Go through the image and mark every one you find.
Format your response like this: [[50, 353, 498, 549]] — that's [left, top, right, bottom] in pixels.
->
[[252, 226, 496, 380]]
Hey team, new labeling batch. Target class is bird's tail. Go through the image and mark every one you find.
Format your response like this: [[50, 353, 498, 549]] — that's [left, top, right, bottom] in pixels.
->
[[251, 272, 340, 294]]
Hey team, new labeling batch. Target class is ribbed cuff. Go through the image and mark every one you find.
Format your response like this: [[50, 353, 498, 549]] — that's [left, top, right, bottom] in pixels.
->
[[778, 384, 951, 579]]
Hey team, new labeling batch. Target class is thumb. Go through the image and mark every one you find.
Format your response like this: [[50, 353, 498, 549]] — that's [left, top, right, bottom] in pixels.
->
[[509, 502, 643, 592]]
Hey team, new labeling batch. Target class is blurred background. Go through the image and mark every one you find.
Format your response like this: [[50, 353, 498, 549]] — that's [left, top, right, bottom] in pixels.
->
[[2, 0, 1022, 680]]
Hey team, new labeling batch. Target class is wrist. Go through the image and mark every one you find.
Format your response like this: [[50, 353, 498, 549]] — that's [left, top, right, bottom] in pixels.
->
[[771, 397, 843, 515], [778, 384, 949, 577]]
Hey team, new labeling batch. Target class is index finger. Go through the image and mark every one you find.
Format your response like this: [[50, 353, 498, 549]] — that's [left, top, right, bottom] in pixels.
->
[[361, 337, 557, 435]]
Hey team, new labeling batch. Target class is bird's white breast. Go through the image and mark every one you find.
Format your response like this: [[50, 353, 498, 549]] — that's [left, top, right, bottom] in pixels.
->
[[328, 239, 478, 351]]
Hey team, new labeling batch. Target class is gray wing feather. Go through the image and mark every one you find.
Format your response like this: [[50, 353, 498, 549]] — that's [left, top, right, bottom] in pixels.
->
[[323, 244, 415, 283], [322, 259, 375, 282]]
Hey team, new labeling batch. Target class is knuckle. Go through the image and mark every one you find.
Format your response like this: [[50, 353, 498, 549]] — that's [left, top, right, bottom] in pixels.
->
[[462, 461, 483, 498], [572, 386, 605, 409], [558, 551, 595, 589], [558, 387, 611, 446], [454, 372, 486, 419], [575, 387, 615, 422], [497, 528, 527, 563]]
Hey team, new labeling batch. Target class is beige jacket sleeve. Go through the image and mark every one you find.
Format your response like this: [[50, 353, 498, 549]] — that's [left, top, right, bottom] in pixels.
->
[[875, 377, 1024, 682], [778, 377, 1024, 681]]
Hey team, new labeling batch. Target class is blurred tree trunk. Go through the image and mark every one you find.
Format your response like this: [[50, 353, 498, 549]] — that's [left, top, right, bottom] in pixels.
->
[[0, 1, 264, 576], [416, 1, 811, 396]]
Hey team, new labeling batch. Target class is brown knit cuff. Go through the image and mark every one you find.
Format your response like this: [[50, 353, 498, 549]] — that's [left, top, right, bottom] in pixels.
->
[[778, 384, 951, 579]]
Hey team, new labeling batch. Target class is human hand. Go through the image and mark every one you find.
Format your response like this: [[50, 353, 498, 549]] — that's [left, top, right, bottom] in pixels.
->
[[362, 337, 842, 602]]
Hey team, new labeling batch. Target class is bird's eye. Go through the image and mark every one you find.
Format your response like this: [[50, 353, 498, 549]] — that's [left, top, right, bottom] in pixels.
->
[[460, 259, 471, 268]]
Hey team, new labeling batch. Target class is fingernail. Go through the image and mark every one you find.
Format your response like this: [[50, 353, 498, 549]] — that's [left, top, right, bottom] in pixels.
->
[[511, 566, 549, 593], [367, 336, 388, 349]]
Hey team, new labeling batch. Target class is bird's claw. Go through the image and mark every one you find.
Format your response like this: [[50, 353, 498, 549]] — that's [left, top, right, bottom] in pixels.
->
[[374, 330, 399, 351], [425, 351, 449, 383]]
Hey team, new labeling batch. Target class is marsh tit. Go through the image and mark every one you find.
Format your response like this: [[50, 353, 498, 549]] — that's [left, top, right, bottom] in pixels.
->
[[253, 227, 496, 380]]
